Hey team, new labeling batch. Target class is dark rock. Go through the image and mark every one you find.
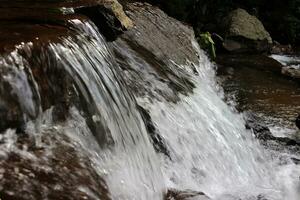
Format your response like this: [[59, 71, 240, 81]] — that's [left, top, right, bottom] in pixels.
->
[[244, 112, 273, 141], [137, 105, 170, 158], [165, 189, 210, 200], [0, 131, 111, 200], [281, 66, 300, 79], [270, 43, 293, 54], [2, 0, 132, 42], [244, 112, 300, 147], [216, 54, 283, 74], [0, 23, 74, 132], [296, 114, 300, 130], [75, 0, 133, 41]]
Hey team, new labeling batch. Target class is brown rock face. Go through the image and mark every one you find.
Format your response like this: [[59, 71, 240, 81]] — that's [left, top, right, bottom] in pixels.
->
[[113, 2, 198, 103]]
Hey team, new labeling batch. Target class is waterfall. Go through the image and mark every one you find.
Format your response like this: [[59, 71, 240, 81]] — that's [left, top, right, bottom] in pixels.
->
[[47, 19, 165, 199], [1, 15, 300, 200], [113, 36, 300, 199]]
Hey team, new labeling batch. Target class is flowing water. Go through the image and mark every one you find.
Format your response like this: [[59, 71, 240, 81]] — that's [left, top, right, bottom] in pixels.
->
[[1, 18, 300, 200]]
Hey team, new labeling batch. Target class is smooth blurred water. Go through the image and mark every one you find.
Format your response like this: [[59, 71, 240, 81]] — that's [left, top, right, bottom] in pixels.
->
[[137, 51, 298, 199]]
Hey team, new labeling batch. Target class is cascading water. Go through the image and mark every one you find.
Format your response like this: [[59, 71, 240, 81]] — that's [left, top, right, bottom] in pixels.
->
[[0, 19, 164, 199], [113, 35, 300, 199], [45, 19, 165, 199], [1, 10, 300, 200]]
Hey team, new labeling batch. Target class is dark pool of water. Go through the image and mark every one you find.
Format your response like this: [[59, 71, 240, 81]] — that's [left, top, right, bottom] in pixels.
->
[[218, 64, 300, 138]]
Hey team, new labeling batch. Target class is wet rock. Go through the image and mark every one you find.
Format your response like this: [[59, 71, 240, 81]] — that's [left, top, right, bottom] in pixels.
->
[[75, 0, 133, 41], [281, 66, 300, 79], [137, 105, 170, 158], [223, 8, 272, 53], [0, 130, 111, 200], [244, 112, 300, 148], [244, 112, 273, 141], [113, 2, 197, 102], [122, 2, 198, 66], [2, 0, 131, 42], [216, 54, 283, 74], [165, 189, 210, 200], [270, 43, 293, 54], [0, 23, 74, 132], [296, 114, 300, 130]]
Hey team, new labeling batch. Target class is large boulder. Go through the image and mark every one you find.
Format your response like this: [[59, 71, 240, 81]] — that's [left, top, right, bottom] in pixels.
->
[[113, 2, 198, 103], [223, 8, 272, 53]]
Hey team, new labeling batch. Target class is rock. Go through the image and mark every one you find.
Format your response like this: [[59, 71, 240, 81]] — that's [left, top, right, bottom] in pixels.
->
[[282, 66, 300, 79], [137, 105, 170, 158], [216, 54, 283, 74], [270, 43, 293, 54], [165, 189, 210, 200], [0, 130, 111, 200], [296, 114, 300, 130], [112, 2, 197, 103], [0, 23, 73, 132], [75, 0, 133, 41], [120, 2, 199, 66], [223, 8, 272, 53], [244, 112, 273, 141], [244, 112, 300, 149], [3, 0, 132, 42]]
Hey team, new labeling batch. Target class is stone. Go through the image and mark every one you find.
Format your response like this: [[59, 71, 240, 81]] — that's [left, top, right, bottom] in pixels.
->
[[244, 112, 273, 141], [223, 8, 272, 53], [165, 189, 210, 200], [113, 2, 197, 103], [244, 112, 300, 151], [75, 0, 133, 41], [296, 114, 300, 130], [137, 105, 170, 158], [216, 54, 283, 74], [0, 131, 111, 200], [282, 66, 300, 79]]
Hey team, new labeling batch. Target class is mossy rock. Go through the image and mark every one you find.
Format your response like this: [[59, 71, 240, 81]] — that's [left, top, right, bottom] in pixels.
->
[[223, 8, 272, 53]]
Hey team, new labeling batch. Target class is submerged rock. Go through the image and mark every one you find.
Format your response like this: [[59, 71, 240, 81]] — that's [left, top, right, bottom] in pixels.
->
[[244, 112, 300, 154], [0, 129, 111, 200], [223, 8, 272, 53], [244, 112, 273, 141], [296, 114, 300, 130], [165, 189, 210, 200], [138, 105, 170, 158]]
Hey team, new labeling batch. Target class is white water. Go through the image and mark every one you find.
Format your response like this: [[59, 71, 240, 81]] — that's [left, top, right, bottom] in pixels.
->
[[48, 19, 165, 200], [270, 54, 300, 69], [1, 19, 300, 200], [144, 55, 295, 199], [113, 36, 300, 198]]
